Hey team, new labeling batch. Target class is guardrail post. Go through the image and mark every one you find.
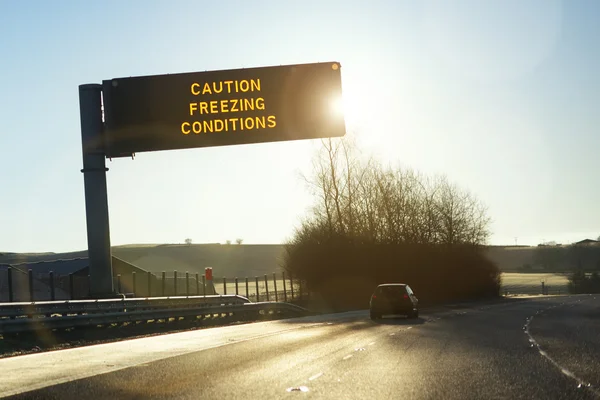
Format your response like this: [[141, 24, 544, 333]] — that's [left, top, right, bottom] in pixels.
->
[[132, 271, 137, 297], [116, 274, 121, 295], [196, 273, 200, 295], [174, 270, 178, 296], [28, 269, 34, 302], [272, 273, 278, 302], [223, 277, 227, 295], [202, 275, 206, 297], [147, 271, 152, 297], [162, 271, 166, 296], [264, 274, 269, 302], [49, 271, 55, 301], [70, 273, 75, 300], [245, 277, 249, 298], [186, 272, 190, 296], [7, 267, 14, 302], [282, 271, 287, 302], [255, 276, 259, 302], [235, 277, 239, 295], [289, 272, 294, 300]]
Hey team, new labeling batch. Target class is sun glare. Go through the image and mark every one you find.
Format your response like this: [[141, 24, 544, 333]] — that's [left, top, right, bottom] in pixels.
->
[[331, 95, 346, 118]]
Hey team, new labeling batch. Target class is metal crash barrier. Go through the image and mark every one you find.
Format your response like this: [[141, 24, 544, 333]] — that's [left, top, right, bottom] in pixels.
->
[[0, 295, 309, 334]]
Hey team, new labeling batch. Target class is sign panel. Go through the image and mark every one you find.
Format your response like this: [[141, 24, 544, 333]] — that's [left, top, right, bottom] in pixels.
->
[[102, 62, 346, 158]]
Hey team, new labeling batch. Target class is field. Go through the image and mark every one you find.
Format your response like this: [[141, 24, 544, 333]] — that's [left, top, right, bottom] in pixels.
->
[[500, 273, 569, 295]]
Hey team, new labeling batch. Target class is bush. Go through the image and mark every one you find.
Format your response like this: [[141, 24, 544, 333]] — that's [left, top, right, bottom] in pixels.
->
[[568, 269, 600, 294], [283, 138, 501, 311], [285, 239, 500, 311]]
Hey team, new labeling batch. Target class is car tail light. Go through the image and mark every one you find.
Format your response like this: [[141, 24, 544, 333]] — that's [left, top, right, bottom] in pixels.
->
[[372, 295, 377, 299], [403, 294, 409, 299]]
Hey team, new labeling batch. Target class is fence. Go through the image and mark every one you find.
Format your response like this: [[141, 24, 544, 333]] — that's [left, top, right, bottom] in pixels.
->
[[0, 267, 308, 303], [213, 272, 307, 303], [501, 283, 567, 296]]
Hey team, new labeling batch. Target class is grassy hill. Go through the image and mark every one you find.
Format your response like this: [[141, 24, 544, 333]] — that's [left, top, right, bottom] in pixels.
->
[[1, 243, 548, 277], [0, 244, 287, 278]]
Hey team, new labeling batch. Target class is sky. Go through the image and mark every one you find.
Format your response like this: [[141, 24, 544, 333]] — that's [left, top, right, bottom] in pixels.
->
[[0, 0, 599, 253]]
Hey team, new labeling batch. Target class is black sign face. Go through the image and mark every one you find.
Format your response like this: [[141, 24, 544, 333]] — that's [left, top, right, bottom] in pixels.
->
[[102, 62, 346, 158]]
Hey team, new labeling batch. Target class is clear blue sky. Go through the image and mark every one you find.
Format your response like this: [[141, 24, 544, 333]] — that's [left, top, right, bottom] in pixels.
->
[[1, 0, 599, 253]]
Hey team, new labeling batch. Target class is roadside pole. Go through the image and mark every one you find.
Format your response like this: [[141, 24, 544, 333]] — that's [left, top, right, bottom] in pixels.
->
[[79, 84, 114, 298]]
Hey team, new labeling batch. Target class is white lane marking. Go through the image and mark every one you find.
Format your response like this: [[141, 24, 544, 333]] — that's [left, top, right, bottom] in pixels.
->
[[368, 342, 376, 346], [343, 354, 353, 360], [406, 327, 413, 330], [309, 372, 323, 381], [389, 333, 396, 336], [524, 307, 600, 395]]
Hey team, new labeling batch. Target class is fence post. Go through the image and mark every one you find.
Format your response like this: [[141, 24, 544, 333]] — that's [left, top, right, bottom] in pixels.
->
[[245, 277, 249, 298], [223, 277, 227, 295], [282, 271, 287, 302], [28, 269, 34, 302], [7, 267, 14, 302], [174, 270, 178, 296], [147, 271, 152, 297], [289, 273, 295, 300], [196, 273, 200, 295], [186, 271, 190, 296], [49, 271, 55, 301], [116, 274, 121, 295], [70, 273, 76, 300], [235, 277, 239, 295], [202, 275, 206, 297], [264, 274, 270, 302], [272, 273, 278, 302], [162, 271, 166, 296], [299, 279, 303, 301], [132, 271, 137, 297], [255, 276, 259, 302]]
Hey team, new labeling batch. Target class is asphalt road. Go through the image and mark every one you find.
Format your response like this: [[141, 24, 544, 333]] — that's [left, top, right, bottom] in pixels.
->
[[4, 295, 600, 400]]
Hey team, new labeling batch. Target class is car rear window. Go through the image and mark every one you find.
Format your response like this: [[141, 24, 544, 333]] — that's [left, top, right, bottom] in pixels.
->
[[376, 286, 406, 297]]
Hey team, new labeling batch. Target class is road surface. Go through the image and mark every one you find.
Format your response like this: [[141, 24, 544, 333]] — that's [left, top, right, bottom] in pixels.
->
[[2, 295, 600, 399]]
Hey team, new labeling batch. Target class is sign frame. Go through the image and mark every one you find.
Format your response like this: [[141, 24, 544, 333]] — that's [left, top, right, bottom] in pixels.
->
[[102, 61, 346, 158]]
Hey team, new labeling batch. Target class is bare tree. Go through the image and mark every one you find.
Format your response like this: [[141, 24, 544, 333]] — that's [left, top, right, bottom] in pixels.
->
[[184, 238, 192, 245], [295, 137, 491, 247], [236, 238, 243, 245], [225, 240, 232, 245]]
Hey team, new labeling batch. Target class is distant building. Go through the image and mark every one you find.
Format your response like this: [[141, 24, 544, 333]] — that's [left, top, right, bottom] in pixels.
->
[[574, 239, 599, 246]]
